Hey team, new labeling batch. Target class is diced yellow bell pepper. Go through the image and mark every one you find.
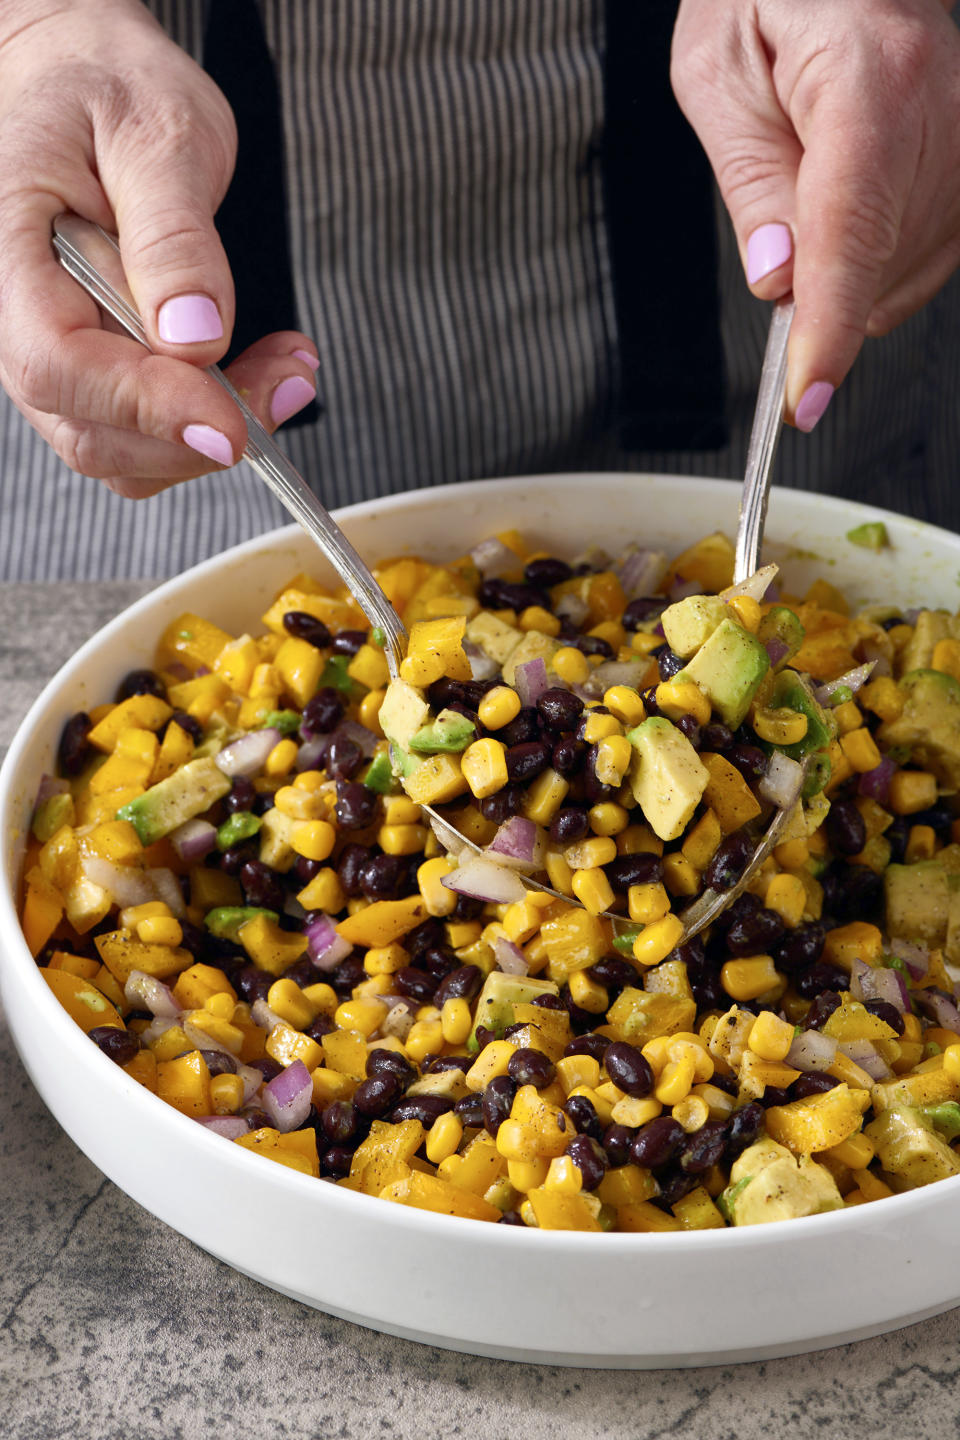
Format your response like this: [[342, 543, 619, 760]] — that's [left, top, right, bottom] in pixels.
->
[[87, 694, 172, 752], [41, 968, 124, 1033]]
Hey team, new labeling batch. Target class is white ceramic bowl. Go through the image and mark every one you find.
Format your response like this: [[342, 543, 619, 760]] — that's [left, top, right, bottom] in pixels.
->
[[4, 473, 960, 1369]]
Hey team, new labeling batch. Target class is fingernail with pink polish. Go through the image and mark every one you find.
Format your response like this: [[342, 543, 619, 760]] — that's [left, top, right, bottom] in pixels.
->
[[293, 349, 321, 371], [183, 423, 234, 467], [746, 223, 793, 285], [795, 381, 835, 433], [271, 375, 316, 426], [158, 294, 223, 344]]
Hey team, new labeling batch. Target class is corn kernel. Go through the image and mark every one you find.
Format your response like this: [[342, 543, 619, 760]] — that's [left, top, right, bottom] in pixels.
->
[[610, 1094, 662, 1127], [507, 1157, 551, 1192], [460, 738, 509, 799], [582, 711, 623, 744], [588, 801, 630, 836], [210, 1073, 245, 1114], [569, 866, 615, 917], [764, 872, 807, 928], [859, 675, 904, 723], [380, 795, 421, 826], [633, 913, 684, 967], [297, 866, 346, 913], [501, 898, 543, 945], [932, 637, 960, 683], [362, 942, 409, 976], [556, 1055, 602, 1093], [293, 768, 326, 792], [655, 679, 711, 727], [655, 1055, 697, 1106], [943, 1044, 960, 1085], [334, 997, 388, 1038], [692, 1082, 736, 1120], [563, 835, 617, 870], [727, 594, 762, 633], [522, 769, 570, 825], [747, 1010, 796, 1063], [672, 1093, 710, 1132], [552, 647, 590, 685], [627, 882, 671, 925], [203, 991, 236, 1020], [568, 968, 608, 1013], [825, 1132, 876, 1169], [753, 707, 808, 747], [840, 727, 882, 774], [594, 734, 633, 787], [415, 856, 458, 917], [290, 819, 337, 862], [274, 784, 327, 820], [135, 915, 183, 947], [905, 825, 937, 863], [721, 954, 780, 1002], [357, 688, 386, 734], [517, 606, 561, 637], [465, 1039, 517, 1091], [119, 899, 171, 930], [602, 685, 646, 727], [441, 997, 473, 1046], [378, 823, 429, 856], [544, 1155, 582, 1194], [661, 853, 700, 897], [478, 685, 523, 730], [425, 1111, 464, 1164], [264, 737, 299, 778], [405, 1018, 445, 1064]]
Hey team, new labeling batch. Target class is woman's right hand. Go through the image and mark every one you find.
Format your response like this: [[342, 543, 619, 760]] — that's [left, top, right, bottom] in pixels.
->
[[0, 0, 318, 498]]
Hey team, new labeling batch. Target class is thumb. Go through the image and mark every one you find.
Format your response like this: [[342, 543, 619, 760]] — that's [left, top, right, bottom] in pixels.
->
[[104, 107, 238, 364]]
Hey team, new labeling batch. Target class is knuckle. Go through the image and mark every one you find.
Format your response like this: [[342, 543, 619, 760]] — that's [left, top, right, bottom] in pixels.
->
[[11, 340, 61, 415], [48, 416, 104, 477]]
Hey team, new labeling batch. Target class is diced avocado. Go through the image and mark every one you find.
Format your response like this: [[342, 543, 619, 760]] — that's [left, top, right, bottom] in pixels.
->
[[674, 618, 769, 730], [504, 630, 559, 686], [258, 709, 301, 736], [362, 750, 396, 793], [116, 755, 232, 846], [846, 521, 889, 551], [764, 670, 835, 761], [884, 858, 960, 961], [920, 1101, 960, 1144], [899, 611, 959, 674], [390, 742, 424, 779], [467, 970, 560, 1051], [757, 606, 805, 669], [319, 654, 361, 695], [878, 669, 960, 787], [465, 611, 522, 667], [205, 906, 278, 942], [409, 707, 476, 754], [723, 1137, 843, 1226], [660, 595, 730, 660], [216, 811, 262, 851], [378, 680, 431, 750], [865, 1105, 960, 1188], [626, 716, 709, 843]]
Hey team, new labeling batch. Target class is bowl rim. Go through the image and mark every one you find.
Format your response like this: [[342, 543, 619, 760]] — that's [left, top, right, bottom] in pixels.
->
[[4, 469, 960, 1256]]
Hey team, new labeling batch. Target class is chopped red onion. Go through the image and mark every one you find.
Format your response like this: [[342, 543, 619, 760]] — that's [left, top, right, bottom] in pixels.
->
[[494, 936, 529, 976], [80, 856, 186, 917], [470, 535, 519, 578], [34, 773, 70, 809], [215, 727, 282, 778], [904, 607, 922, 626], [858, 639, 892, 678], [914, 988, 960, 1033], [251, 997, 285, 1032], [786, 1030, 838, 1072], [758, 752, 804, 809], [124, 969, 181, 1019], [441, 853, 528, 905], [197, 1116, 249, 1140], [333, 720, 379, 758], [138, 1015, 181, 1047], [235, 1061, 267, 1105], [485, 816, 545, 872], [722, 563, 779, 603], [588, 659, 649, 696], [813, 662, 876, 707], [305, 912, 354, 971], [295, 735, 329, 772], [169, 817, 218, 863], [837, 1038, 892, 1080], [765, 638, 790, 668], [263, 1059, 313, 1132], [889, 937, 930, 978], [857, 755, 896, 805], [464, 643, 501, 682], [616, 547, 668, 599], [848, 955, 908, 1014], [146, 867, 188, 919], [514, 657, 549, 708], [183, 1018, 237, 1056], [555, 593, 589, 627], [667, 576, 704, 602]]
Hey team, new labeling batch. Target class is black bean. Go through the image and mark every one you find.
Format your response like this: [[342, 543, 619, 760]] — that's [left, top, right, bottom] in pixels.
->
[[547, 806, 588, 844], [704, 831, 755, 891], [331, 629, 367, 656], [759, 1085, 793, 1108], [565, 1094, 605, 1143], [826, 799, 867, 857], [250, 1057, 283, 1084], [507, 1048, 555, 1089], [282, 610, 332, 648], [567, 1134, 608, 1191], [335, 843, 368, 897], [499, 707, 541, 747], [657, 648, 685, 681], [862, 998, 906, 1037], [568, 633, 614, 658], [170, 709, 204, 744], [622, 597, 663, 630], [301, 687, 345, 735], [604, 853, 663, 892], [307, 1014, 336, 1043], [223, 775, 256, 814], [796, 963, 848, 1000], [390, 1095, 454, 1127], [656, 1166, 700, 1207], [537, 688, 585, 733], [602, 1123, 636, 1167], [587, 956, 636, 993], [604, 1041, 655, 1098], [197, 1048, 238, 1077], [532, 992, 567, 1011], [326, 736, 364, 780], [499, 1209, 526, 1225], [241, 1107, 272, 1132], [452, 893, 485, 921], [239, 859, 285, 911], [563, 1032, 611, 1062], [218, 841, 257, 876], [353, 1072, 405, 1118], [321, 1100, 358, 1144], [726, 1101, 765, 1156], [235, 965, 273, 1004], [774, 922, 826, 973], [804, 990, 842, 1030], [330, 955, 366, 995], [479, 786, 525, 823], [335, 781, 379, 830], [360, 851, 407, 901], [524, 556, 573, 588], [482, 1075, 518, 1136], [423, 945, 459, 977], [454, 1093, 486, 1128], [479, 579, 551, 612], [505, 740, 551, 783], [630, 1116, 685, 1169], [367, 1048, 417, 1085], [57, 711, 93, 777], [89, 1027, 141, 1065], [394, 966, 440, 1003], [551, 735, 588, 776], [726, 905, 786, 957], [405, 918, 447, 958], [425, 1054, 470, 1074], [885, 816, 910, 864], [679, 1120, 729, 1174], [676, 714, 701, 747], [700, 722, 734, 752], [321, 1145, 356, 1177], [791, 1072, 840, 1099], [726, 743, 768, 783], [115, 668, 167, 701], [433, 965, 483, 1007]]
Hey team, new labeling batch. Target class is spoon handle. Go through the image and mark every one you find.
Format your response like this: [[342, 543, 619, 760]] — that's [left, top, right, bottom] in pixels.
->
[[51, 212, 407, 677], [734, 297, 795, 585]]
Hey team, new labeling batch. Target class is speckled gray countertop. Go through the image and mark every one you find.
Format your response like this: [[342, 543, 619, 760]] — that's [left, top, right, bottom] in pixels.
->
[[3, 579, 960, 1440]]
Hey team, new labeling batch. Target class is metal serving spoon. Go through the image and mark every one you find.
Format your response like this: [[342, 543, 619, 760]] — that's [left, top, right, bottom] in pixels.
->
[[678, 296, 799, 941]]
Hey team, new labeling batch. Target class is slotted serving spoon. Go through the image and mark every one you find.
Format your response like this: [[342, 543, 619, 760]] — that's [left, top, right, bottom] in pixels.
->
[[53, 212, 797, 936]]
